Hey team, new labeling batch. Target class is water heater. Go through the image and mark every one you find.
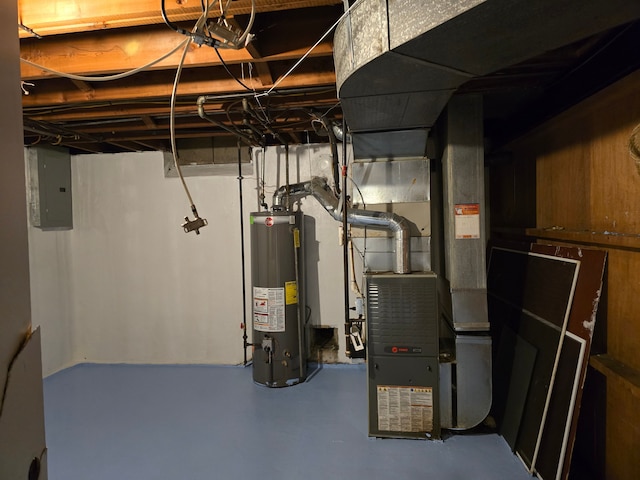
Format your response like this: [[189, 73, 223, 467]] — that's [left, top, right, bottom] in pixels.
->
[[250, 211, 306, 387]]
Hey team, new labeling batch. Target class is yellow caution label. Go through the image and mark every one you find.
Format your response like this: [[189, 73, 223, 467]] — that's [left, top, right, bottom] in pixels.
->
[[293, 228, 300, 248], [285, 281, 298, 305]]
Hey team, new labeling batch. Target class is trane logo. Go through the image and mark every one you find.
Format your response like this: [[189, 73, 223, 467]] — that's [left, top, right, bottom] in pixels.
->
[[265, 217, 274, 227], [385, 345, 422, 354]]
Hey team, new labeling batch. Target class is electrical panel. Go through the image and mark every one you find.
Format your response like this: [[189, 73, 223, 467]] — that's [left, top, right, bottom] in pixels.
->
[[26, 146, 73, 229]]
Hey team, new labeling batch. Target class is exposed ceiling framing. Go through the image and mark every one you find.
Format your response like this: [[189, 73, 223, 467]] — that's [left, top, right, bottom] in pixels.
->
[[19, 0, 345, 154], [18, 0, 640, 155]]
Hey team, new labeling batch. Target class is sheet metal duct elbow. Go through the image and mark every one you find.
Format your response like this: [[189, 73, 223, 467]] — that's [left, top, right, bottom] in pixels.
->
[[272, 177, 411, 273], [271, 177, 412, 273], [308, 177, 412, 274], [272, 181, 312, 210]]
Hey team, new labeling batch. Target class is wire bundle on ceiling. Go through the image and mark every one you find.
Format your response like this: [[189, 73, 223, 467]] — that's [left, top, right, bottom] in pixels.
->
[[160, 0, 255, 50], [167, 0, 257, 234], [17, 0, 367, 232]]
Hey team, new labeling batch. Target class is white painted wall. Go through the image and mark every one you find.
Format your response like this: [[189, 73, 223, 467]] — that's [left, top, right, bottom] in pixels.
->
[[28, 227, 75, 376], [69, 150, 251, 366], [30, 144, 356, 375]]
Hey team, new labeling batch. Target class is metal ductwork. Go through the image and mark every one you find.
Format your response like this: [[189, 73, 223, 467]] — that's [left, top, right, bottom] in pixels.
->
[[331, 0, 640, 436], [273, 177, 412, 274], [334, 0, 640, 159]]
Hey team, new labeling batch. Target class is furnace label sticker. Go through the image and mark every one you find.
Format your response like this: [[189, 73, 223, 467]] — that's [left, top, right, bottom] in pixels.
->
[[454, 203, 480, 239], [253, 287, 286, 332], [376, 386, 433, 433]]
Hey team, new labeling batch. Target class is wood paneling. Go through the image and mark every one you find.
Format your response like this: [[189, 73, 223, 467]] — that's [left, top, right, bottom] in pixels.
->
[[589, 79, 640, 234], [591, 355, 640, 399], [606, 249, 640, 373], [606, 377, 640, 480], [494, 69, 640, 480], [488, 150, 536, 230], [536, 138, 591, 231]]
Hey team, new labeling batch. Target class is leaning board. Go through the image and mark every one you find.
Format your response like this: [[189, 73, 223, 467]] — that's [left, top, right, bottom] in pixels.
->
[[487, 247, 579, 471]]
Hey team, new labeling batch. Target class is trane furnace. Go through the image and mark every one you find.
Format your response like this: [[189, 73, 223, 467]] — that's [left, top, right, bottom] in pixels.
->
[[365, 273, 440, 439]]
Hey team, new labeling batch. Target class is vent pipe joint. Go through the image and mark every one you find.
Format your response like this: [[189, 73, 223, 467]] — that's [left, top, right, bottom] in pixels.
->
[[272, 177, 411, 274]]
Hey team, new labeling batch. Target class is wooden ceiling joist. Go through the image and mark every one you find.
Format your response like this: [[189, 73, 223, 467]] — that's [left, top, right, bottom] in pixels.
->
[[20, 26, 334, 80], [25, 104, 204, 122], [70, 79, 94, 94], [18, 0, 345, 153], [18, 0, 343, 37], [22, 68, 336, 106], [141, 115, 158, 129]]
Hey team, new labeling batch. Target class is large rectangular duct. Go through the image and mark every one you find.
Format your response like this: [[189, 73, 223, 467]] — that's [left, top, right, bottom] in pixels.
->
[[440, 94, 488, 331], [334, 0, 640, 159], [433, 94, 492, 429]]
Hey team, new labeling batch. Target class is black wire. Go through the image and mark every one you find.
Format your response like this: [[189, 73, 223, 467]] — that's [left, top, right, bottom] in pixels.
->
[[341, 115, 349, 332], [214, 46, 254, 92], [321, 102, 341, 119], [348, 176, 366, 208], [237, 139, 249, 365], [162, 0, 216, 47], [160, 0, 190, 36]]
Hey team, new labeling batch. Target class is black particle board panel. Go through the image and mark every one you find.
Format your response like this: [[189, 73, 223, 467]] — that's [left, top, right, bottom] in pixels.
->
[[500, 333, 538, 451], [535, 333, 585, 480], [488, 247, 579, 473], [530, 245, 606, 480], [492, 324, 519, 428], [514, 310, 572, 468]]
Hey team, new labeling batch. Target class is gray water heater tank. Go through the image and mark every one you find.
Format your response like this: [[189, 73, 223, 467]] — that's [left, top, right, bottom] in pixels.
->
[[250, 211, 306, 387]]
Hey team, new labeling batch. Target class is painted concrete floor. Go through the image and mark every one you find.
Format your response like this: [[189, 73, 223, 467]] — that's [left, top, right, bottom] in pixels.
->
[[43, 364, 533, 480]]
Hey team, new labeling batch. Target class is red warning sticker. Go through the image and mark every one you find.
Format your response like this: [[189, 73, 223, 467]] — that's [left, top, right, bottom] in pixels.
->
[[454, 203, 480, 239]]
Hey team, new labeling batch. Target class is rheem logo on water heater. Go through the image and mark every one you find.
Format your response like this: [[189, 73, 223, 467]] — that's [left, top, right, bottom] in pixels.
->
[[263, 215, 295, 227]]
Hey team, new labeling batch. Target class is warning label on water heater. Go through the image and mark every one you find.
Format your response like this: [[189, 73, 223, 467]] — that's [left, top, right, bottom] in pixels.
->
[[253, 287, 285, 332], [377, 386, 433, 432], [285, 281, 298, 305]]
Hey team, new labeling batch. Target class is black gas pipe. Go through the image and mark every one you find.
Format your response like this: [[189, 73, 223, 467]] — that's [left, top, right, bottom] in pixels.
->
[[341, 117, 350, 347], [237, 140, 252, 365]]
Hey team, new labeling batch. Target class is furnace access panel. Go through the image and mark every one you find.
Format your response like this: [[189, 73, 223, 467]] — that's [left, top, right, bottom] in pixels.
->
[[365, 272, 440, 439]]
